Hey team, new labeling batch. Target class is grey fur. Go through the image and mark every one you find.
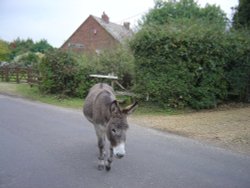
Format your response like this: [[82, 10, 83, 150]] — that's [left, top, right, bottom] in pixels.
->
[[83, 83, 137, 171]]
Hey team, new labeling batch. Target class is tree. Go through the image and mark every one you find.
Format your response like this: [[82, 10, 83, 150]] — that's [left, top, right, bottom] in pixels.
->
[[0, 39, 11, 61], [9, 38, 34, 59], [31, 39, 53, 53], [141, 0, 227, 30], [130, 0, 250, 109], [9, 38, 53, 60], [232, 0, 250, 29]]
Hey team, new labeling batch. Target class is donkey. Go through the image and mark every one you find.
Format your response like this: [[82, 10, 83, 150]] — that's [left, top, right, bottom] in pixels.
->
[[83, 83, 137, 171]]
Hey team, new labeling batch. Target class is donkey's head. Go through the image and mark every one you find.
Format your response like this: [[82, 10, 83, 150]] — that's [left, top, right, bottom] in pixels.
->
[[106, 100, 138, 159]]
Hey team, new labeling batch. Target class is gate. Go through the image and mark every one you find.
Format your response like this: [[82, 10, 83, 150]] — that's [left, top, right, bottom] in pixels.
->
[[0, 66, 40, 85]]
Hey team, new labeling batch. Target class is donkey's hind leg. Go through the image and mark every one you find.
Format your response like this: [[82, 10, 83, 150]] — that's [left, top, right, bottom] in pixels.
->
[[94, 124, 106, 170], [97, 134, 106, 170]]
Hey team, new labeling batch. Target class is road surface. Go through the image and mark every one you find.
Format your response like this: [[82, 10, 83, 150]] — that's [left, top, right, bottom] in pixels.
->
[[0, 95, 250, 188]]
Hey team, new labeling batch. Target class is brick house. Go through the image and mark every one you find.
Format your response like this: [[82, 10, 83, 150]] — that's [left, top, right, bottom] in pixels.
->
[[61, 12, 133, 54]]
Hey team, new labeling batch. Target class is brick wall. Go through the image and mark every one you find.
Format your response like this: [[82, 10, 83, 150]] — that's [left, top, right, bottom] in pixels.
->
[[61, 16, 118, 54]]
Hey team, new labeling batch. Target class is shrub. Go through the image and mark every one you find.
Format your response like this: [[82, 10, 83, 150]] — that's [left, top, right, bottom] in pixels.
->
[[13, 52, 43, 68], [130, 22, 250, 109], [90, 47, 135, 89], [223, 30, 250, 102], [74, 55, 97, 98], [38, 46, 135, 99], [76, 46, 135, 97], [39, 50, 79, 97]]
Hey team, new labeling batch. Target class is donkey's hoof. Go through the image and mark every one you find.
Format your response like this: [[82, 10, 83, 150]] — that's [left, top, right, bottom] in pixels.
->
[[98, 160, 105, 170], [105, 165, 111, 171], [98, 164, 104, 170]]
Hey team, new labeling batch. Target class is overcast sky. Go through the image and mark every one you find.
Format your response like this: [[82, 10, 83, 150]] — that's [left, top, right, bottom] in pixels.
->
[[0, 0, 238, 48]]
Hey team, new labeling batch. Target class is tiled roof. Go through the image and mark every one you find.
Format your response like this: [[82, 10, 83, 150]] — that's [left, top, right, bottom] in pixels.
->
[[92, 15, 133, 43]]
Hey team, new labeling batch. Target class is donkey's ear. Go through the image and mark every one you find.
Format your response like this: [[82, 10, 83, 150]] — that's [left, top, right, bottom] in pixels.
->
[[110, 100, 121, 115], [122, 101, 138, 115]]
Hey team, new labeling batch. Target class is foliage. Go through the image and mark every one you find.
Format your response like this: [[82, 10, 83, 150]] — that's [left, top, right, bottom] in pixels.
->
[[128, 0, 250, 109], [30, 39, 53, 53], [13, 52, 44, 68], [232, 0, 250, 29], [141, 0, 228, 30], [39, 49, 79, 97], [130, 21, 250, 109], [38, 46, 135, 98], [0, 39, 11, 61], [75, 47, 135, 97], [9, 38, 34, 59], [73, 55, 96, 98], [9, 38, 53, 61], [223, 30, 250, 101], [91, 47, 135, 88]]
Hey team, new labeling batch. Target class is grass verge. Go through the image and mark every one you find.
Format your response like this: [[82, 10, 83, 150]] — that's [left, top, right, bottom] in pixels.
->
[[0, 82, 178, 115], [0, 82, 83, 109]]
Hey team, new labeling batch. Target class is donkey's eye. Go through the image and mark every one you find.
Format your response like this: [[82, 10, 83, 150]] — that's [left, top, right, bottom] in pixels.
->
[[111, 128, 116, 134]]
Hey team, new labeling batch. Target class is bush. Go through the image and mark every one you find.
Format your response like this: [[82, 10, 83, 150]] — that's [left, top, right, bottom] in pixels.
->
[[130, 22, 250, 109], [223, 30, 250, 101], [74, 55, 97, 98], [13, 52, 43, 68], [90, 47, 135, 89], [76, 46, 135, 97], [38, 46, 135, 99], [39, 50, 79, 97]]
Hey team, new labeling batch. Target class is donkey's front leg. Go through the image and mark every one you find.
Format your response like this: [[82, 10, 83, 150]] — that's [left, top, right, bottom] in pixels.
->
[[105, 146, 113, 171], [97, 137, 105, 170]]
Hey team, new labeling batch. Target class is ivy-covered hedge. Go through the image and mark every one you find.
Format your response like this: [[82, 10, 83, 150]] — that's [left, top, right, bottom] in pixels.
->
[[130, 22, 250, 109]]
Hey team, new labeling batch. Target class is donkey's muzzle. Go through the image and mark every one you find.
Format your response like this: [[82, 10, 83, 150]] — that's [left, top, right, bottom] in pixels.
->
[[113, 143, 125, 159], [115, 153, 124, 159]]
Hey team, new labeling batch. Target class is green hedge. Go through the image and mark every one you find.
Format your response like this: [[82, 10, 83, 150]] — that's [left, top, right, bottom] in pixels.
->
[[130, 22, 250, 109], [223, 30, 250, 101], [39, 47, 135, 98], [39, 50, 79, 97]]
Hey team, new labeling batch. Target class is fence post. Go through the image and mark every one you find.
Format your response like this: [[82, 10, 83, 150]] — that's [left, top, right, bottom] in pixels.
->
[[0, 68, 3, 81], [4, 66, 9, 82], [16, 67, 20, 83], [27, 67, 31, 84], [247, 74, 250, 102]]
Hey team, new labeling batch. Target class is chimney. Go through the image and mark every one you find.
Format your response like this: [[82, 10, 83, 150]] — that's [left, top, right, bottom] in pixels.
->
[[102, 12, 109, 23], [123, 22, 130, 30]]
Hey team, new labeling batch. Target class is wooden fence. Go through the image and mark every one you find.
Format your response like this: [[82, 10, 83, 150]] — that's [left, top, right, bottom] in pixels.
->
[[0, 66, 40, 85]]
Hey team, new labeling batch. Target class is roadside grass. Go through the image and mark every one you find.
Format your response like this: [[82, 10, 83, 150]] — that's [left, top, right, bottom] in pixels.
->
[[0, 82, 180, 115], [133, 102, 183, 115], [0, 82, 83, 109]]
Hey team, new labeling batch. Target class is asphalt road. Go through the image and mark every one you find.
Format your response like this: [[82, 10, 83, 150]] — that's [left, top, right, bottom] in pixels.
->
[[0, 95, 250, 188]]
